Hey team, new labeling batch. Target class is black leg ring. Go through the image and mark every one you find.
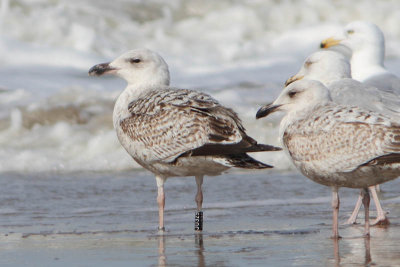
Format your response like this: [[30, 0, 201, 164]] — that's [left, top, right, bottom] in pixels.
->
[[195, 211, 203, 231]]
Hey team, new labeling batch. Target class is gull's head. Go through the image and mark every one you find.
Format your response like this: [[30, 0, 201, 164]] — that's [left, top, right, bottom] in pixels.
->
[[320, 21, 384, 58], [341, 21, 384, 52], [285, 50, 351, 86], [89, 48, 170, 86], [256, 80, 331, 119]]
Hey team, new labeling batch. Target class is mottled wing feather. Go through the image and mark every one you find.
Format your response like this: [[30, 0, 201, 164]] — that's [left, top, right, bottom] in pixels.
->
[[120, 89, 244, 162], [284, 104, 400, 173]]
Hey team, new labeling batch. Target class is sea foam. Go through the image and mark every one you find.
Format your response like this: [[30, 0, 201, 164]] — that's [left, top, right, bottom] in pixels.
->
[[1, 0, 400, 173]]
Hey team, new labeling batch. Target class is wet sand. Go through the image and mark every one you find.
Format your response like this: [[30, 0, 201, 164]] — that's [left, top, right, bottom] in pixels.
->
[[0, 170, 399, 266]]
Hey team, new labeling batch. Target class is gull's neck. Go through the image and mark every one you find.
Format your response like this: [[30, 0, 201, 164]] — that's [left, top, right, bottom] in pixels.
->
[[319, 71, 350, 86], [112, 83, 166, 129], [351, 46, 387, 81], [279, 102, 331, 140]]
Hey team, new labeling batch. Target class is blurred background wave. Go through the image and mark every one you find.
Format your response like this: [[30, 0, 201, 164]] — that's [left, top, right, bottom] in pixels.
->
[[1, 0, 400, 173]]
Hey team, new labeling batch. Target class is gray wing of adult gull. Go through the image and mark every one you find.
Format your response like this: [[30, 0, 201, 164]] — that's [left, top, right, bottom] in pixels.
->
[[363, 72, 400, 96], [328, 78, 400, 118]]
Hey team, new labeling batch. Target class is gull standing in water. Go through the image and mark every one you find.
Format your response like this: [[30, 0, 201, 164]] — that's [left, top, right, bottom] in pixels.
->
[[285, 50, 400, 225], [321, 21, 400, 224], [256, 79, 400, 238], [89, 48, 280, 232]]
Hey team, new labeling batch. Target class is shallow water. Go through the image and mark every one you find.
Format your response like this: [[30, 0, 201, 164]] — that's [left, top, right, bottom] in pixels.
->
[[0, 170, 399, 266]]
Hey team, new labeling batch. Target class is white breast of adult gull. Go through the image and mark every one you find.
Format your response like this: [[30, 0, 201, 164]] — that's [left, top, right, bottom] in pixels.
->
[[256, 79, 400, 238], [89, 48, 281, 232]]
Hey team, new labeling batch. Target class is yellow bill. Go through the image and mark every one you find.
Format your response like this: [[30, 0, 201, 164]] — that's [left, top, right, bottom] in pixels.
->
[[320, 37, 342, 49], [285, 75, 304, 87]]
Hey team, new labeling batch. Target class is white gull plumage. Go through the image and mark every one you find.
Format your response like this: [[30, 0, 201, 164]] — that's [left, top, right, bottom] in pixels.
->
[[89, 48, 280, 231], [286, 50, 400, 225], [321, 21, 400, 95], [256, 79, 400, 238], [286, 50, 400, 117]]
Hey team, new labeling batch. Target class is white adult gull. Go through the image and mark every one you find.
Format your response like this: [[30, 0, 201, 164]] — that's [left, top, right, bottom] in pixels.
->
[[256, 79, 400, 238], [88, 48, 281, 232], [321, 21, 400, 94], [286, 50, 400, 225]]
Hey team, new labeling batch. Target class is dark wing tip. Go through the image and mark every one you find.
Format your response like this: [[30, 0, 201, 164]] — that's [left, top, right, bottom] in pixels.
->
[[256, 144, 282, 151], [227, 153, 274, 169]]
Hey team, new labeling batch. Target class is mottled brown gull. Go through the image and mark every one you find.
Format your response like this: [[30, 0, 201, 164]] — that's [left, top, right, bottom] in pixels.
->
[[256, 79, 400, 238], [285, 50, 400, 225], [89, 48, 281, 232]]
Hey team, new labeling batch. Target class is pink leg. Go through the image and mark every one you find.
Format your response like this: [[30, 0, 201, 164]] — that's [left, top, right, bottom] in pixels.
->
[[345, 193, 362, 225], [194, 175, 204, 231], [195, 175, 204, 211], [361, 188, 370, 237], [331, 187, 341, 239], [370, 185, 390, 226], [156, 176, 166, 232], [375, 184, 381, 192]]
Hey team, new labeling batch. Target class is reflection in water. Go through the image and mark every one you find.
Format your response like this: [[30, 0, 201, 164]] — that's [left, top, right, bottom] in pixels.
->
[[364, 237, 371, 265], [333, 238, 340, 267], [333, 237, 372, 266], [195, 233, 205, 267], [158, 235, 166, 267], [157, 233, 205, 267]]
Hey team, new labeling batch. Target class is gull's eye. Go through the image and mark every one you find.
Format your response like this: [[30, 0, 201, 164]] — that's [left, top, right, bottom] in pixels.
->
[[346, 29, 354, 35], [129, 58, 141, 64], [288, 90, 298, 98], [304, 60, 313, 67]]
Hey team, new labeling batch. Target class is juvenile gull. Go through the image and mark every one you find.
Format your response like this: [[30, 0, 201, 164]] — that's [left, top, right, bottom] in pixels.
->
[[321, 21, 400, 94], [256, 79, 400, 238], [286, 50, 400, 225], [89, 48, 280, 232]]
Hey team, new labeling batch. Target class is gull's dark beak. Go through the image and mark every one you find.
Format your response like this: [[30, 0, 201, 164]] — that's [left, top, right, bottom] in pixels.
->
[[285, 75, 303, 87], [88, 62, 117, 76], [256, 103, 281, 119]]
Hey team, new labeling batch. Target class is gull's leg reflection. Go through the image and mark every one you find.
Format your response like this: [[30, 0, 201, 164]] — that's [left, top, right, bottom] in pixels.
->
[[364, 236, 372, 265], [158, 235, 166, 267], [195, 233, 205, 267], [333, 238, 340, 267], [333, 235, 373, 266]]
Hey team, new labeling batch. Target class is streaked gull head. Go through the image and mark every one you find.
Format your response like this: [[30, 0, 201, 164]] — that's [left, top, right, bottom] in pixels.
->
[[89, 48, 170, 87], [285, 50, 351, 87], [257, 80, 331, 119]]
